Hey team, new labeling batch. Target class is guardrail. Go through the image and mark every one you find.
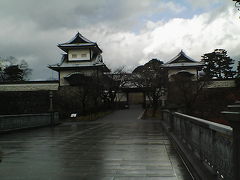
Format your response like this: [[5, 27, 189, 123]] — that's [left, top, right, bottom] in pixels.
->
[[0, 112, 59, 132], [162, 110, 233, 180]]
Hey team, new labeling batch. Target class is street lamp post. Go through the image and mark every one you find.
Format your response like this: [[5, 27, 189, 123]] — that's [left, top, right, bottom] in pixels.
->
[[160, 87, 167, 107], [49, 91, 54, 126], [49, 91, 53, 112], [102, 90, 109, 103]]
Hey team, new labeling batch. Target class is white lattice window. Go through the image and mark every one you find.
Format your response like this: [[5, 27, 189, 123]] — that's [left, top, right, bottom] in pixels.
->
[[81, 54, 87, 58], [72, 54, 77, 58]]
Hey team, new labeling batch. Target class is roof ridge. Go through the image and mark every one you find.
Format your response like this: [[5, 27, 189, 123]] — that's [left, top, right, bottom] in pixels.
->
[[165, 50, 197, 64], [59, 32, 95, 45]]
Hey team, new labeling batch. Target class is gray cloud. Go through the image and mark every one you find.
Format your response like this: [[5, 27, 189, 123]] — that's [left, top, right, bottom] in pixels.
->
[[0, 0, 239, 80], [186, 0, 231, 9], [0, 0, 185, 31]]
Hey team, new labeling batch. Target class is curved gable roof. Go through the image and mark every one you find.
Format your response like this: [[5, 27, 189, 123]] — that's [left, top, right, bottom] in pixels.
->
[[165, 50, 197, 64], [163, 50, 204, 68], [58, 32, 102, 53], [60, 32, 94, 45]]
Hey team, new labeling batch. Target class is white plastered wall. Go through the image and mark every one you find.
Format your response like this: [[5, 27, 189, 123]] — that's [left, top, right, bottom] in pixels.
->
[[168, 68, 198, 80], [68, 49, 90, 61]]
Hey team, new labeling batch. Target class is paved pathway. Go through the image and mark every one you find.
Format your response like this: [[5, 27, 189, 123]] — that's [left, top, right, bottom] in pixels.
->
[[0, 106, 192, 180]]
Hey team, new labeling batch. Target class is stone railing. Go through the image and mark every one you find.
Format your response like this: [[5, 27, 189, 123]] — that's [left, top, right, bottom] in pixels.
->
[[0, 112, 59, 132], [162, 110, 233, 180]]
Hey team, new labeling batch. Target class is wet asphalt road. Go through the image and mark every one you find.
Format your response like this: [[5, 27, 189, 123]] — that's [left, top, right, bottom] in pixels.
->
[[0, 106, 192, 180]]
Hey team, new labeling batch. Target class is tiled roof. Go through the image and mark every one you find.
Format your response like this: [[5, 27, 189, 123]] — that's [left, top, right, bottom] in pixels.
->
[[57, 32, 102, 53], [48, 54, 109, 72], [164, 50, 203, 67], [59, 32, 95, 45], [163, 62, 203, 67], [58, 43, 96, 47], [165, 50, 196, 64]]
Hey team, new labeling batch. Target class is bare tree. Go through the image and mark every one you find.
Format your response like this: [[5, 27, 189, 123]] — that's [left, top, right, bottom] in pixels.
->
[[169, 72, 210, 115]]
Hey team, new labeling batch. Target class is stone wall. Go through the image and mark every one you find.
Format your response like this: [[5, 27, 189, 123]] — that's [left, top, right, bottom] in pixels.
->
[[205, 79, 236, 88], [0, 112, 59, 132], [161, 110, 233, 180]]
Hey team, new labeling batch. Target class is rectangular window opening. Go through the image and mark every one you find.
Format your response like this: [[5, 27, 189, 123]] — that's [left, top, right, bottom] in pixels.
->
[[72, 54, 77, 58], [81, 54, 87, 58]]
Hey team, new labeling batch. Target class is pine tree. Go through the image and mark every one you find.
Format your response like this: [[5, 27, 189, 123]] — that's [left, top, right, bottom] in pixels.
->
[[0, 56, 32, 82], [202, 49, 236, 79], [132, 58, 167, 112], [236, 61, 240, 78], [3, 65, 24, 82]]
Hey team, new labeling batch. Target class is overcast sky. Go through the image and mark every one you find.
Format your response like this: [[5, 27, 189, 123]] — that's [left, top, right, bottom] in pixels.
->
[[0, 0, 239, 80]]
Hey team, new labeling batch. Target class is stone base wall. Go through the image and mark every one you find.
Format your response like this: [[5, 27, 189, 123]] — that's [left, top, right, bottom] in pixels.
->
[[0, 112, 59, 132]]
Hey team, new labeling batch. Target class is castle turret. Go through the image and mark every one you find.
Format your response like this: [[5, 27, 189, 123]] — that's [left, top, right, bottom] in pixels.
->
[[49, 33, 110, 86], [163, 50, 204, 80]]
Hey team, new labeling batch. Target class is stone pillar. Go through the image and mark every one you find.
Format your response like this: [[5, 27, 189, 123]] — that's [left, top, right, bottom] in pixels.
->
[[49, 91, 53, 112], [49, 91, 54, 126], [222, 103, 240, 180]]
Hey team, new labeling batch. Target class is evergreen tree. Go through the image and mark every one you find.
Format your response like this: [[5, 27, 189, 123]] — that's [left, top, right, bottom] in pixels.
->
[[236, 61, 240, 78], [3, 65, 24, 82], [132, 58, 167, 111], [202, 49, 236, 79], [235, 61, 240, 87], [0, 56, 32, 82]]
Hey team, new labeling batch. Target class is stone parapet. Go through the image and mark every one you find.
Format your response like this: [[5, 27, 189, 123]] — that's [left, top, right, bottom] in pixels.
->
[[0, 112, 59, 132]]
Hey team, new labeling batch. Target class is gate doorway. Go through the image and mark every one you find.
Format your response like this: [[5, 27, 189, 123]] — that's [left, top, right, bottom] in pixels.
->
[[128, 92, 144, 105]]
